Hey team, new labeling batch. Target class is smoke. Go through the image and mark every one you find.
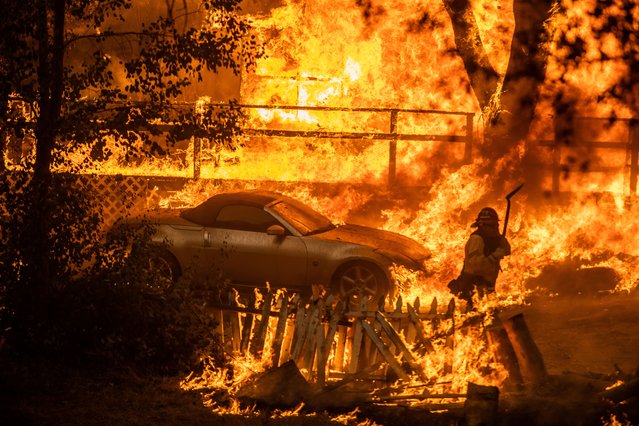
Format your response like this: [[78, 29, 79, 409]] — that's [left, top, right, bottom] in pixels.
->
[[64, 0, 246, 103]]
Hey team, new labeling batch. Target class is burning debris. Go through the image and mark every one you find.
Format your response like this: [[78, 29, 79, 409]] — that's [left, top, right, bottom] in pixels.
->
[[176, 285, 637, 424]]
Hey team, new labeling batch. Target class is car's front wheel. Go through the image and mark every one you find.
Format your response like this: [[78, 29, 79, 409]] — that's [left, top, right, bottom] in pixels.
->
[[331, 261, 388, 309], [135, 246, 181, 294]]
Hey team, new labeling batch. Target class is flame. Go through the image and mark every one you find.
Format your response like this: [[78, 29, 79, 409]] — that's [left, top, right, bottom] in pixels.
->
[[180, 352, 266, 414], [19, 0, 636, 415], [144, 2, 639, 413], [602, 414, 633, 426]]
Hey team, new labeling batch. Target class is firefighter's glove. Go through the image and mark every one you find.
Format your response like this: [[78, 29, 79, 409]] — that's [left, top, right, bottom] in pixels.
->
[[490, 247, 508, 261]]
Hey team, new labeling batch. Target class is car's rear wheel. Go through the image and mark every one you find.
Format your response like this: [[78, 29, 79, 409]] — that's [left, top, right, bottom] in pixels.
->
[[331, 261, 388, 309], [137, 246, 181, 294]]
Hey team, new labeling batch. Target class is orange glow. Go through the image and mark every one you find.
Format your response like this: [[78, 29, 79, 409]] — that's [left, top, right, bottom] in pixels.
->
[[51, 0, 639, 412], [58, 0, 636, 314], [173, 2, 639, 409], [68, 0, 638, 314]]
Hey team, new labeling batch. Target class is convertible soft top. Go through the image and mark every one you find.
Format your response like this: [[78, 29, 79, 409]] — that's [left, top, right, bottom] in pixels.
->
[[180, 190, 284, 227]]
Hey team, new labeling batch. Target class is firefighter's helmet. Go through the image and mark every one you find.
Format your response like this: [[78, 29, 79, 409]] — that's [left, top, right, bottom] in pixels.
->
[[471, 207, 499, 227]]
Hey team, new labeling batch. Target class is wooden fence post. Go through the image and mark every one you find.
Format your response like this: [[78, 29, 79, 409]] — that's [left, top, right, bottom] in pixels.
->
[[279, 294, 299, 364], [464, 382, 499, 426], [333, 323, 348, 375], [240, 293, 256, 354], [302, 299, 324, 374], [503, 313, 548, 388], [404, 297, 418, 347], [225, 289, 242, 354], [291, 299, 310, 362], [271, 291, 289, 367], [249, 290, 273, 358], [318, 300, 345, 386], [407, 302, 435, 353], [348, 297, 368, 373]]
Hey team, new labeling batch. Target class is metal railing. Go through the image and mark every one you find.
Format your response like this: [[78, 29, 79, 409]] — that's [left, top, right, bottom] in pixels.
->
[[5, 102, 638, 197], [536, 117, 639, 197], [193, 104, 475, 187]]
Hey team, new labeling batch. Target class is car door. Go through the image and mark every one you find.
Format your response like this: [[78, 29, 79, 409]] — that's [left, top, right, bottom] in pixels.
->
[[200, 204, 309, 292]]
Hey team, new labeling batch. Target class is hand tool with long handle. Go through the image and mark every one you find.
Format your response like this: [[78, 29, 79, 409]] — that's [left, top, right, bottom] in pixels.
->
[[502, 183, 525, 237]]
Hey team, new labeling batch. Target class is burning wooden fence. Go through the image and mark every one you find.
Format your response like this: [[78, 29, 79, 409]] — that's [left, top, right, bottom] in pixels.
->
[[189, 288, 638, 423], [205, 286, 556, 408], [209, 287, 458, 387]]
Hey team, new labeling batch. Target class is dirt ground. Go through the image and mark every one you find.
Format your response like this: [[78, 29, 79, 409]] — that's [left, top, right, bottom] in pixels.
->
[[504, 291, 639, 377], [2, 292, 638, 425]]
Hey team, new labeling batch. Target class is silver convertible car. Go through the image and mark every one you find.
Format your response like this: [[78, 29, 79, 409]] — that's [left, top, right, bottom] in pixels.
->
[[118, 190, 430, 300]]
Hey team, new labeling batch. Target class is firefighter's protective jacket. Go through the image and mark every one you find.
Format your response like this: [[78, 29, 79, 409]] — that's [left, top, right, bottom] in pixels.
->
[[461, 232, 511, 284]]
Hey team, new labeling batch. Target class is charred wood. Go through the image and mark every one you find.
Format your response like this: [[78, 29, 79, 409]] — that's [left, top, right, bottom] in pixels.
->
[[249, 290, 273, 357], [236, 360, 311, 407], [361, 319, 409, 381], [464, 382, 499, 426], [486, 322, 524, 391], [503, 313, 548, 388], [270, 292, 289, 367]]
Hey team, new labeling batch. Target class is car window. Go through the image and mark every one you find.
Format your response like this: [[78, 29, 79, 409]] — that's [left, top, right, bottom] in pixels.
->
[[214, 205, 281, 232], [270, 200, 334, 236]]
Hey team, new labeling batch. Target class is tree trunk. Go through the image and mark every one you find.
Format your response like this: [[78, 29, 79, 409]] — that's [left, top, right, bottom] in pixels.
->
[[27, 0, 66, 318], [442, 0, 500, 112], [443, 0, 555, 156], [484, 0, 555, 153]]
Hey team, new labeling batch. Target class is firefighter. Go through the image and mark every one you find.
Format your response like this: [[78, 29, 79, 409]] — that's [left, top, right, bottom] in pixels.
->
[[448, 207, 511, 308]]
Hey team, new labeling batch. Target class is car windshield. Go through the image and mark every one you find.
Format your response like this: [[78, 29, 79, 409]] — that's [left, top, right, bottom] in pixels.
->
[[270, 199, 334, 236]]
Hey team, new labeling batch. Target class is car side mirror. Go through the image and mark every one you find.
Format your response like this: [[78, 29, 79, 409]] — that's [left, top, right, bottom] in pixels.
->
[[266, 224, 286, 236]]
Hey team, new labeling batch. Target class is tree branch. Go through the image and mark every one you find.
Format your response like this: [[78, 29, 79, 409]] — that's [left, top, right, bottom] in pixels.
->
[[64, 31, 159, 49]]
